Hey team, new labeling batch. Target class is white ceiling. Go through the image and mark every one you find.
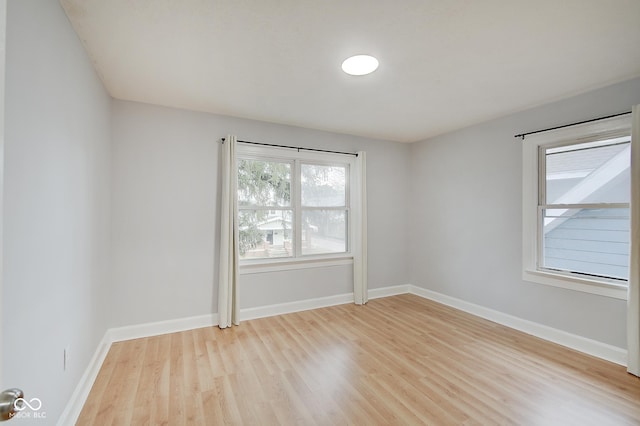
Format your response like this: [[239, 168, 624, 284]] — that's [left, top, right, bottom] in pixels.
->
[[60, 0, 640, 143]]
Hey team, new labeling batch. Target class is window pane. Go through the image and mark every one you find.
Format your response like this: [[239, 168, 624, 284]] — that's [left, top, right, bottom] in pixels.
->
[[301, 164, 346, 207], [239, 210, 293, 259], [238, 159, 291, 207], [541, 208, 629, 280], [301, 210, 347, 255], [545, 137, 630, 204]]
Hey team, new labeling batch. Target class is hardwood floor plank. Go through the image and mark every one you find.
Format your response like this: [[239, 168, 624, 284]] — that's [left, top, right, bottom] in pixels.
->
[[77, 341, 122, 423], [130, 335, 159, 426], [77, 294, 640, 425], [108, 338, 147, 425]]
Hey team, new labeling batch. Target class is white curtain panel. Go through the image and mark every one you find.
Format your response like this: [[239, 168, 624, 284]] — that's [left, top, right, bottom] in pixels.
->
[[218, 135, 240, 328], [628, 106, 640, 376], [354, 151, 368, 305]]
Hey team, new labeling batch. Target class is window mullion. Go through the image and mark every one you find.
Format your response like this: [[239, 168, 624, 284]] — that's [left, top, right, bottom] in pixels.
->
[[238, 206, 294, 211], [541, 202, 629, 210], [300, 206, 347, 211], [536, 206, 543, 270], [294, 159, 302, 258], [537, 147, 546, 271]]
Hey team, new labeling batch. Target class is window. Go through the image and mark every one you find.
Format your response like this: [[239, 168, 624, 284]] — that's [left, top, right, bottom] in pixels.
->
[[300, 164, 348, 255], [522, 115, 632, 299], [237, 145, 354, 266], [238, 158, 293, 259]]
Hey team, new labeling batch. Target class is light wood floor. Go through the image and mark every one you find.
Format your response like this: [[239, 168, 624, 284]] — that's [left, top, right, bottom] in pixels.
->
[[78, 294, 640, 425]]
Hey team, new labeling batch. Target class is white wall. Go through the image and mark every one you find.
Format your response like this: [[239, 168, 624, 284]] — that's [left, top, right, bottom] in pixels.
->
[[2, 0, 111, 422], [409, 77, 640, 349], [110, 100, 410, 327], [0, 0, 6, 387]]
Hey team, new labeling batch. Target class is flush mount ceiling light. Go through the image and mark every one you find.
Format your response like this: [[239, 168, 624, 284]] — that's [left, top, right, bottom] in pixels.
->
[[341, 55, 379, 76]]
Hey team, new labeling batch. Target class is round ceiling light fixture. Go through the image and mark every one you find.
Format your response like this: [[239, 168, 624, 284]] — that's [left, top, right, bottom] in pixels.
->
[[341, 54, 379, 76]]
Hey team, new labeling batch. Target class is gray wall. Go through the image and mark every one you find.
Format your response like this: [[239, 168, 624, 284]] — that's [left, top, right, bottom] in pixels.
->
[[2, 0, 111, 422], [409, 77, 640, 348], [110, 100, 411, 327], [3, 1, 638, 420]]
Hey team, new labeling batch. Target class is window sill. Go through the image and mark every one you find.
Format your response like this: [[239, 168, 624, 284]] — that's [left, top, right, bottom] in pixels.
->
[[240, 255, 354, 275], [523, 269, 627, 300]]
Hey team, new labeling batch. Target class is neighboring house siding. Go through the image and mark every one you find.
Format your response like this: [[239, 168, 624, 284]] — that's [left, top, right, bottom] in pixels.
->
[[544, 208, 629, 279]]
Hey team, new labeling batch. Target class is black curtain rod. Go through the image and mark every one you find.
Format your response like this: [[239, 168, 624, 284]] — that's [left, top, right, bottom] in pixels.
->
[[221, 138, 358, 157], [514, 111, 632, 140]]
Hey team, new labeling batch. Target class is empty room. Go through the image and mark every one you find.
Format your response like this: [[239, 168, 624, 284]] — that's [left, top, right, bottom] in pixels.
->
[[2, 0, 640, 424]]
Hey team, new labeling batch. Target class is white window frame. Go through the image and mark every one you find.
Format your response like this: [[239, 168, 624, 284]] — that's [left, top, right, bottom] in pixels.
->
[[237, 144, 357, 274], [522, 114, 632, 300]]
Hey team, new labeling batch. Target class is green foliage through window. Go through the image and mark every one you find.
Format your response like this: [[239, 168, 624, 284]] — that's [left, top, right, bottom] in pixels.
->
[[237, 156, 349, 260]]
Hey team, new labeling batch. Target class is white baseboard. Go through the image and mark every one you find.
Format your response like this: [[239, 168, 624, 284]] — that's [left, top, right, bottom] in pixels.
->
[[369, 284, 410, 299], [108, 313, 219, 343], [240, 292, 354, 321], [56, 334, 111, 426], [59, 283, 627, 425], [102, 285, 410, 345], [239, 284, 411, 321], [408, 285, 627, 366]]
